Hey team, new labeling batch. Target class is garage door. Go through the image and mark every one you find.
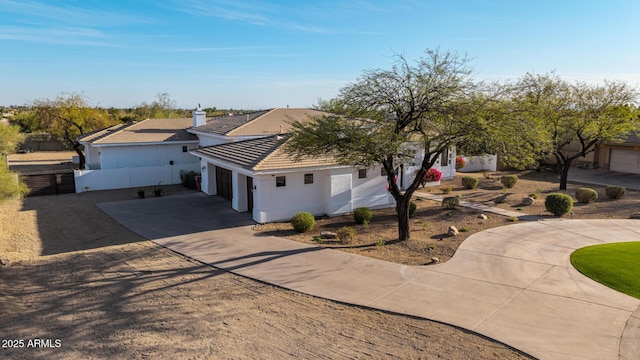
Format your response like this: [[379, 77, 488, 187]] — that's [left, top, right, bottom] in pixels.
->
[[610, 149, 640, 174], [215, 166, 233, 201]]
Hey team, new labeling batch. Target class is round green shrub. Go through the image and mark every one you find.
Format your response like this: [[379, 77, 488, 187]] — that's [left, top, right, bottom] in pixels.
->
[[409, 201, 417, 217], [291, 212, 315, 233], [461, 176, 479, 189], [353, 207, 373, 224], [337, 226, 356, 244], [575, 187, 598, 203], [528, 193, 540, 199], [605, 185, 626, 200], [442, 196, 460, 209], [441, 185, 453, 194], [545, 193, 574, 216], [500, 175, 518, 189]]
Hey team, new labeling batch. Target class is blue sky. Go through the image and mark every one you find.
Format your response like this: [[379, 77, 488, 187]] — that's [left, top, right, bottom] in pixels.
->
[[1, 0, 639, 109]]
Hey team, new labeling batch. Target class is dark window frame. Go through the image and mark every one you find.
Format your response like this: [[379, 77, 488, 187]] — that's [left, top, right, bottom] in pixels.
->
[[358, 169, 367, 179], [304, 173, 314, 184], [276, 176, 286, 187]]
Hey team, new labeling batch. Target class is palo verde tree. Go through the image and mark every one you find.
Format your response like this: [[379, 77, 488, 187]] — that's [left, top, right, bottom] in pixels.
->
[[32, 93, 117, 169], [513, 73, 638, 190], [285, 49, 505, 240]]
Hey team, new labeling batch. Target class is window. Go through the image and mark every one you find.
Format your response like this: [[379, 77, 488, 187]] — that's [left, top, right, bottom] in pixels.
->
[[358, 169, 367, 179], [304, 173, 314, 184], [276, 176, 286, 187], [441, 148, 449, 166], [182, 145, 188, 152]]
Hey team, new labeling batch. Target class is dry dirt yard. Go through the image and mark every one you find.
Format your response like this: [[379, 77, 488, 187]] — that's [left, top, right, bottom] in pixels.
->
[[256, 170, 640, 265], [0, 184, 530, 358]]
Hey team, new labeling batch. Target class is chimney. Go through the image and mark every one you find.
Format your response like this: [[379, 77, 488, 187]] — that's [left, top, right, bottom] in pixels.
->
[[192, 105, 206, 128]]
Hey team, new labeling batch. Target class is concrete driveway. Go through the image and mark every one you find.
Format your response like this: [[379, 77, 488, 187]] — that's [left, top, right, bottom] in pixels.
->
[[99, 193, 640, 360]]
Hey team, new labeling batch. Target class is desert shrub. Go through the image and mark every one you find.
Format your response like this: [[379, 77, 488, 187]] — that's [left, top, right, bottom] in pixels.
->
[[500, 175, 518, 189], [528, 193, 540, 199], [575, 187, 598, 203], [441, 185, 453, 194], [605, 185, 626, 200], [291, 212, 315, 233], [180, 170, 200, 189], [409, 201, 417, 217], [353, 207, 372, 224], [461, 176, 479, 189], [545, 193, 574, 216], [337, 226, 356, 244], [442, 196, 459, 209]]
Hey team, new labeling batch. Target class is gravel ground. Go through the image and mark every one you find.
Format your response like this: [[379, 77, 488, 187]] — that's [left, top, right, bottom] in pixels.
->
[[0, 184, 531, 359]]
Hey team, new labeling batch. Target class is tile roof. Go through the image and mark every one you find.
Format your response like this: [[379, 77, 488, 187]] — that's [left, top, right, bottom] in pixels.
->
[[78, 118, 198, 144], [191, 135, 337, 172], [192, 108, 329, 136], [192, 110, 270, 135]]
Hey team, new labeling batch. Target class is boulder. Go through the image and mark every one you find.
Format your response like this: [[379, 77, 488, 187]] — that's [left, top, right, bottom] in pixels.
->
[[630, 213, 640, 220], [431, 257, 440, 264], [522, 197, 536, 206], [320, 231, 338, 239], [478, 214, 488, 220], [447, 226, 459, 236]]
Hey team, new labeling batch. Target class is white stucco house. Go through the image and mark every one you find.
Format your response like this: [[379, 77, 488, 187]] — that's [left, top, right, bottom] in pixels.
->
[[74, 118, 201, 191], [74, 107, 457, 223], [189, 108, 457, 223]]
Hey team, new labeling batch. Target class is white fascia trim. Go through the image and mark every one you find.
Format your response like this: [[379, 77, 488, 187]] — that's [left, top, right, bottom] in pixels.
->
[[90, 140, 200, 147]]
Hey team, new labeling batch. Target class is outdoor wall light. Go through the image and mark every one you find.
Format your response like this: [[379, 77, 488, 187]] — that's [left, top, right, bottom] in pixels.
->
[[201, 165, 206, 171]]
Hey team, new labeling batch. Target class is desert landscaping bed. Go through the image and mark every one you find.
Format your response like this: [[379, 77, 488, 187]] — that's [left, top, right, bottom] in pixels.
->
[[256, 170, 639, 265], [1, 180, 530, 358]]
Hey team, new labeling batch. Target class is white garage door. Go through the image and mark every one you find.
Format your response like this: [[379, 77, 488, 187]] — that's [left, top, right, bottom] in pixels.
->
[[610, 149, 640, 174]]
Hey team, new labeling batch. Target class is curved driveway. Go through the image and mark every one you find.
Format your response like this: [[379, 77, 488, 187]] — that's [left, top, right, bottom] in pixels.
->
[[99, 193, 640, 360]]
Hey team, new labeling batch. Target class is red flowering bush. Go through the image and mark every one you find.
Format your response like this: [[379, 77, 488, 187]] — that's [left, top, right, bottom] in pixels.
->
[[423, 168, 442, 182], [455, 157, 466, 170]]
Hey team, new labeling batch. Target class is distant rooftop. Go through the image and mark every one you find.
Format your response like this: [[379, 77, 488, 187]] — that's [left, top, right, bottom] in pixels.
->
[[78, 118, 198, 145], [192, 108, 328, 136]]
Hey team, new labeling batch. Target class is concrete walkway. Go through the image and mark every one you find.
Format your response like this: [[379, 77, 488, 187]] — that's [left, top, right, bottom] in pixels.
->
[[99, 194, 640, 360], [414, 191, 527, 218]]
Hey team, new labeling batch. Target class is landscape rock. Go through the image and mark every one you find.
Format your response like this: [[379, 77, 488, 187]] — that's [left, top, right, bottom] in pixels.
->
[[0, 256, 12, 267], [630, 213, 640, 220], [320, 231, 338, 239], [431, 257, 440, 264], [478, 214, 488, 220], [447, 226, 459, 236], [522, 197, 536, 206]]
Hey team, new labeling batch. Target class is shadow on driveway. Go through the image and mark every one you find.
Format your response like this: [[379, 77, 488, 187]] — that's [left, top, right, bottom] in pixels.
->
[[98, 193, 254, 240]]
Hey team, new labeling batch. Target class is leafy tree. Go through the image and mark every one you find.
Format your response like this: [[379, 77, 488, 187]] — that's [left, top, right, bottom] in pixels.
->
[[0, 124, 28, 200], [512, 73, 638, 189], [133, 92, 187, 120], [285, 49, 504, 240], [32, 93, 117, 169]]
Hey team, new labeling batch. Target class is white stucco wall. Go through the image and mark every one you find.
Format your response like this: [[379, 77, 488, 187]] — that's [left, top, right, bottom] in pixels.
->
[[251, 166, 395, 223], [74, 162, 200, 192], [99, 143, 198, 169], [458, 154, 497, 172], [84, 144, 101, 170], [253, 170, 328, 223]]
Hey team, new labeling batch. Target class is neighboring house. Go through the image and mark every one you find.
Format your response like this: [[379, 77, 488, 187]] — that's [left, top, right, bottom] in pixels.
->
[[593, 133, 640, 174], [74, 118, 201, 192], [558, 133, 640, 174], [190, 108, 457, 223]]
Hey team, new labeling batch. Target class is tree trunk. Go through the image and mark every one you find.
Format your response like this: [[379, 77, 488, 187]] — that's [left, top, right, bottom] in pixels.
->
[[72, 143, 85, 170], [396, 196, 411, 240], [559, 160, 571, 190]]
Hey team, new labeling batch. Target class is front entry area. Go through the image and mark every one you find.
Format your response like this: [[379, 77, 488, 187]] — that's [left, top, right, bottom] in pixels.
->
[[215, 166, 233, 201]]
